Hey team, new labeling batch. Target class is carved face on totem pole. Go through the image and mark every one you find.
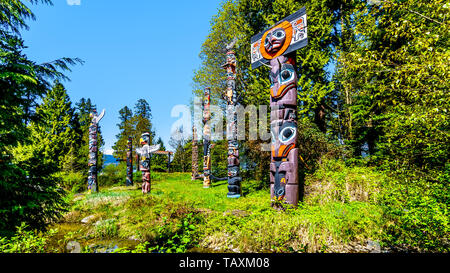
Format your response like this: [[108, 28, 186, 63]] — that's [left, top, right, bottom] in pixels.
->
[[251, 7, 308, 206]]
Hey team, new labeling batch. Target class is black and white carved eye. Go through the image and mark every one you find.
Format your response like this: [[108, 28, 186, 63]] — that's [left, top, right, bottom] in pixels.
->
[[273, 29, 286, 40], [279, 66, 295, 85], [279, 125, 296, 143]]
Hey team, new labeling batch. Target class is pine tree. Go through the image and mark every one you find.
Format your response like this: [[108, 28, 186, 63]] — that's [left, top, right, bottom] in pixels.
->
[[7, 81, 76, 233], [112, 106, 134, 160], [0, 0, 81, 234], [152, 137, 168, 172], [133, 99, 155, 147]]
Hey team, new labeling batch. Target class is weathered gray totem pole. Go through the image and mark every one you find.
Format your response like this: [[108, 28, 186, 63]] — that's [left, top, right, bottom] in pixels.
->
[[126, 136, 133, 186], [136, 132, 160, 194], [251, 8, 308, 207], [87, 108, 105, 193], [202, 87, 212, 188], [222, 39, 242, 198], [191, 125, 199, 180]]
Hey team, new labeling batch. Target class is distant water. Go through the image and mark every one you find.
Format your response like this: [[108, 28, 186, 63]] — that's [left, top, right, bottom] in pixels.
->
[[103, 154, 119, 167]]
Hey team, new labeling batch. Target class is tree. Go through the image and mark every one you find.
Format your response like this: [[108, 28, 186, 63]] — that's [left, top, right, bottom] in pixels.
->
[[112, 105, 135, 160], [5, 81, 75, 235], [332, 0, 449, 250], [0, 0, 82, 235], [169, 126, 190, 172], [133, 98, 155, 148], [152, 137, 168, 172], [192, 0, 347, 179]]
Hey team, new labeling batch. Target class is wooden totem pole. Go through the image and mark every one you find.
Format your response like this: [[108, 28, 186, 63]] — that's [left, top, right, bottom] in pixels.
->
[[202, 87, 212, 188], [251, 8, 308, 207], [136, 132, 160, 194], [87, 108, 105, 193], [191, 125, 199, 180], [222, 39, 242, 198], [126, 136, 133, 186]]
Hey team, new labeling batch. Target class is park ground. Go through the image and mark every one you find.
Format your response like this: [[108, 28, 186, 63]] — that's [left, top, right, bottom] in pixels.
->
[[40, 160, 391, 253]]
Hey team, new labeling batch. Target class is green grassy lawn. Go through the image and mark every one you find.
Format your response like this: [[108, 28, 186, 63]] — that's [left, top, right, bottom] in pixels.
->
[[45, 164, 386, 253]]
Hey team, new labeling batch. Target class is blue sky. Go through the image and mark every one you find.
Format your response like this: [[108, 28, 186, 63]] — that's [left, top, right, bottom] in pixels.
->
[[21, 0, 224, 154]]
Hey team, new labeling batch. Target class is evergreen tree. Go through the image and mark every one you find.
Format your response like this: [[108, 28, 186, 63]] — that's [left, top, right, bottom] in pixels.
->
[[112, 106, 134, 160], [152, 137, 168, 172], [0, 0, 81, 235], [133, 98, 155, 147], [6, 81, 76, 234]]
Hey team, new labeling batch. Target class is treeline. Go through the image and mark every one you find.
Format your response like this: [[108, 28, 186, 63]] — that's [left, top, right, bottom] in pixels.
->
[[187, 0, 449, 251], [112, 99, 168, 172], [0, 1, 105, 236]]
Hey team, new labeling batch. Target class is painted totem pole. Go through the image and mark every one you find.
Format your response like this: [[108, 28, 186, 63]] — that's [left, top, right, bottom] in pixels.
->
[[202, 87, 212, 188], [136, 132, 160, 194], [222, 39, 242, 198], [251, 8, 308, 207], [191, 125, 199, 180], [87, 108, 105, 193], [126, 136, 133, 186]]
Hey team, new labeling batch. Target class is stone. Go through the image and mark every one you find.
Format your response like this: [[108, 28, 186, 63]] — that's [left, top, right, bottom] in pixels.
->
[[367, 240, 381, 253], [66, 241, 81, 253], [81, 215, 96, 224]]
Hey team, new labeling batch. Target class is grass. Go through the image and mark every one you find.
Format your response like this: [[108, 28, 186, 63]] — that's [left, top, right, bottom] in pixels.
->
[[42, 160, 386, 253]]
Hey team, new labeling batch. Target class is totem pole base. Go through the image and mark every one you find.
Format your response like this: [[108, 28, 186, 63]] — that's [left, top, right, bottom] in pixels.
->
[[227, 193, 241, 199], [142, 181, 151, 194]]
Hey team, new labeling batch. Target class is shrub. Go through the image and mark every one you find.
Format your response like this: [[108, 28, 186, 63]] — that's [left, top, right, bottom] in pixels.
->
[[54, 171, 85, 193], [0, 223, 57, 253], [98, 163, 126, 187], [380, 174, 449, 252]]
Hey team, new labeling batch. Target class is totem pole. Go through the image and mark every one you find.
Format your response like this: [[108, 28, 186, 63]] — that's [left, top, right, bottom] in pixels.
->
[[136, 132, 160, 194], [251, 8, 308, 207], [87, 108, 105, 193], [126, 136, 133, 186], [191, 125, 199, 180], [202, 87, 212, 188], [222, 39, 242, 198]]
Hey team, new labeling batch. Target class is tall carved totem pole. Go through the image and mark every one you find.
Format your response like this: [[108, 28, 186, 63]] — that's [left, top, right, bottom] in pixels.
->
[[87, 108, 105, 193], [222, 40, 242, 198], [251, 8, 308, 206], [126, 136, 133, 186], [202, 87, 212, 188], [136, 132, 160, 194], [191, 125, 199, 180]]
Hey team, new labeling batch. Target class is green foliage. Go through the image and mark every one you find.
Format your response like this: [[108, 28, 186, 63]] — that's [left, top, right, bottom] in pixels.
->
[[380, 173, 449, 252], [69, 97, 105, 174], [98, 163, 127, 187], [305, 158, 383, 204], [0, 0, 82, 235], [147, 213, 200, 253], [113, 99, 157, 163], [94, 219, 118, 239], [54, 171, 85, 193], [0, 223, 57, 253]]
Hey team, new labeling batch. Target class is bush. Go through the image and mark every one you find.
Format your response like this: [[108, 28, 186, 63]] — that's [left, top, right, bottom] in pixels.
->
[[304, 158, 383, 205], [54, 171, 85, 193], [98, 163, 126, 187], [0, 223, 57, 253], [380, 175, 449, 252]]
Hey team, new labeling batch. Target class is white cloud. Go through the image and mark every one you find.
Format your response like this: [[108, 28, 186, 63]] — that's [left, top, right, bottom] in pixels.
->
[[104, 149, 115, 155], [67, 0, 81, 5]]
